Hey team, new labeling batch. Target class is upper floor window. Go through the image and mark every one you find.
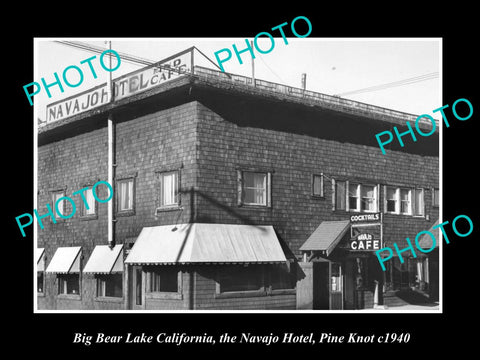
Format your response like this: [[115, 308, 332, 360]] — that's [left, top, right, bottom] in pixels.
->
[[238, 170, 271, 207], [384, 186, 424, 217], [334, 180, 378, 212], [312, 174, 324, 198], [117, 178, 135, 213], [433, 188, 440, 207], [81, 187, 96, 217], [158, 171, 179, 207], [52, 190, 65, 220]]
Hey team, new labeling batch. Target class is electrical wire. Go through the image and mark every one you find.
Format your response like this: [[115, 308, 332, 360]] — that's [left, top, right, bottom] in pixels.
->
[[334, 72, 439, 97]]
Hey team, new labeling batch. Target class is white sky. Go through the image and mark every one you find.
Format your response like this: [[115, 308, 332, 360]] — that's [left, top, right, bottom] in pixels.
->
[[34, 38, 441, 121]]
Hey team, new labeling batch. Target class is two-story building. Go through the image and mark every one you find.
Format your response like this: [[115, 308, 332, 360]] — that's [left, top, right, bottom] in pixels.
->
[[36, 47, 439, 311]]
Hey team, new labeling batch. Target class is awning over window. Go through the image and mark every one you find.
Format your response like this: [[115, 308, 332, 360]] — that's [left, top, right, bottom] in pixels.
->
[[45, 246, 81, 274], [83, 245, 124, 274], [125, 223, 287, 265], [36, 248, 45, 272], [417, 219, 440, 254], [300, 220, 351, 256]]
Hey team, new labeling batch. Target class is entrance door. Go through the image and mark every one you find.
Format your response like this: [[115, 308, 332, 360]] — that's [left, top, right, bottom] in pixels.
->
[[330, 262, 344, 310], [129, 265, 144, 310]]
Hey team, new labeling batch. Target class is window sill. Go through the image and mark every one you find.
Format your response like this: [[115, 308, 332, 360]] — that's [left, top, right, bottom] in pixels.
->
[[311, 195, 325, 200], [57, 294, 81, 300], [269, 288, 296, 296], [37, 292, 45, 297], [116, 210, 135, 217], [214, 290, 266, 299], [95, 296, 124, 303], [80, 215, 98, 221], [155, 206, 182, 214], [238, 204, 271, 210], [146, 292, 183, 300]]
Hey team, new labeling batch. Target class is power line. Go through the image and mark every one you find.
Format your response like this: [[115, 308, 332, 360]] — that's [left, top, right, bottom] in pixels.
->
[[334, 72, 439, 97]]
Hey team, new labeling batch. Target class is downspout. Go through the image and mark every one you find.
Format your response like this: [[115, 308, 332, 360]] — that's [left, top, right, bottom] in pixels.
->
[[106, 40, 115, 248]]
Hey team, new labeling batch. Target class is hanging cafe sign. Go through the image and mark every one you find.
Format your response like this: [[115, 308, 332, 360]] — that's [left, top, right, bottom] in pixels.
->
[[349, 212, 383, 251], [45, 48, 193, 124]]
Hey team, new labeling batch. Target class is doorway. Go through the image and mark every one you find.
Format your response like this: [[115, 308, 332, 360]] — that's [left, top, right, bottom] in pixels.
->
[[128, 265, 144, 310]]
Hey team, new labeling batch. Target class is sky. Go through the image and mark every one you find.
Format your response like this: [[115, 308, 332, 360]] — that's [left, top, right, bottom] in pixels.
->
[[33, 38, 441, 122]]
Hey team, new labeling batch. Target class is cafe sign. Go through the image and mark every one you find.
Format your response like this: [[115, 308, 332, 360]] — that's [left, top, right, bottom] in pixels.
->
[[46, 49, 192, 124], [349, 212, 383, 251]]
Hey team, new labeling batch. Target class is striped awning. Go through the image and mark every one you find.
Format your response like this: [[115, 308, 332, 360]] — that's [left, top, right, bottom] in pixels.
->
[[36, 248, 45, 272], [45, 246, 82, 274], [300, 220, 350, 256], [125, 223, 287, 265], [83, 245, 123, 274]]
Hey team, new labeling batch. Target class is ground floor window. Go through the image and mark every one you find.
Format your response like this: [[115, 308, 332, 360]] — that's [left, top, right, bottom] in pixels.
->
[[96, 274, 123, 298], [58, 274, 80, 295], [37, 272, 44, 293], [270, 264, 296, 290], [218, 266, 263, 293], [149, 267, 179, 293]]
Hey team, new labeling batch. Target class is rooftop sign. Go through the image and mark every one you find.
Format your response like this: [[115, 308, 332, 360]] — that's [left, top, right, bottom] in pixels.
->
[[45, 48, 193, 124]]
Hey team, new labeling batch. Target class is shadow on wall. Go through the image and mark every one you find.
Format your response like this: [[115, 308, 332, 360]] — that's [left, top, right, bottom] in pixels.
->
[[194, 90, 439, 157]]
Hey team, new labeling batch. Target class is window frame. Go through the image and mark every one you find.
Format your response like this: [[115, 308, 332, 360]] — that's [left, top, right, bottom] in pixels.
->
[[80, 186, 98, 219], [116, 177, 136, 216], [383, 185, 425, 218], [433, 187, 440, 208], [333, 179, 378, 213], [237, 170, 272, 208], [57, 273, 81, 297], [51, 189, 66, 221], [216, 265, 266, 297], [312, 173, 325, 198], [268, 263, 296, 294], [156, 169, 181, 212], [145, 266, 182, 300], [96, 274, 123, 299]]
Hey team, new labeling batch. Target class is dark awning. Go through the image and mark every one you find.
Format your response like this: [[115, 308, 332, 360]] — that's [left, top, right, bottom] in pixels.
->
[[300, 220, 350, 256]]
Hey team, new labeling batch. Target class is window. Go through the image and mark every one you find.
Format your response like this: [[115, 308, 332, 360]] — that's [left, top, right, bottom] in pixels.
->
[[218, 266, 263, 293], [334, 180, 378, 212], [238, 170, 271, 207], [433, 188, 440, 207], [81, 187, 96, 217], [149, 267, 178, 293], [400, 188, 411, 215], [243, 172, 267, 205], [52, 191, 65, 220], [384, 186, 425, 217], [58, 274, 80, 295], [158, 171, 179, 207], [386, 187, 397, 213], [335, 180, 346, 210], [37, 272, 44, 293], [413, 188, 425, 216], [361, 185, 376, 212], [349, 183, 360, 211], [312, 174, 324, 197], [97, 274, 123, 298], [270, 265, 295, 290], [117, 178, 135, 213]]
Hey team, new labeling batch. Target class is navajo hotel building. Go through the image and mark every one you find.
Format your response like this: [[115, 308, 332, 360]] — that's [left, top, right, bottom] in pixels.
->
[[36, 48, 439, 311]]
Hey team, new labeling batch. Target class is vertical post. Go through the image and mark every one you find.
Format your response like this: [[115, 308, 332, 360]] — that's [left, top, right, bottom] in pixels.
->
[[106, 40, 114, 248], [191, 47, 195, 75], [251, 40, 255, 87]]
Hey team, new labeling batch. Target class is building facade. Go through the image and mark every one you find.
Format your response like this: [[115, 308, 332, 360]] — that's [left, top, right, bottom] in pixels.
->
[[36, 48, 439, 311]]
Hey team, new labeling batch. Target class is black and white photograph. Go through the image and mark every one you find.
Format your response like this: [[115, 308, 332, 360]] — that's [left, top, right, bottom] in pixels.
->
[[7, 8, 478, 356]]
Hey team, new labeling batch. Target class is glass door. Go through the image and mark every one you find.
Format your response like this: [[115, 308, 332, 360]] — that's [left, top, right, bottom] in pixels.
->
[[129, 265, 144, 310], [330, 262, 344, 310]]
